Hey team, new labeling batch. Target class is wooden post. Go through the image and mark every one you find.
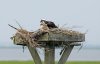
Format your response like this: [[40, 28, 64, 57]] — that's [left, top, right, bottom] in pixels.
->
[[45, 47, 55, 64], [27, 44, 42, 64], [58, 45, 74, 64]]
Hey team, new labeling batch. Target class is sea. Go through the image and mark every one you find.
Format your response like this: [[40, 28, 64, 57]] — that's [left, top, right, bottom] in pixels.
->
[[0, 47, 100, 61]]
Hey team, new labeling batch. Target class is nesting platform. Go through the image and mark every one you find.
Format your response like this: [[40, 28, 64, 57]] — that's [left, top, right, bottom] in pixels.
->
[[13, 29, 85, 47], [11, 28, 85, 64]]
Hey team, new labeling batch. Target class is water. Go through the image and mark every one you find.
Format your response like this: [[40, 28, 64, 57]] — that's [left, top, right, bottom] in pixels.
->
[[0, 47, 100, 61]]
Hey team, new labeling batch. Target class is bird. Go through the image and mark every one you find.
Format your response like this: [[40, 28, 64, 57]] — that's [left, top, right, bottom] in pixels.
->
[[40, 20, 58, 29], [40, 20, 49, 32]]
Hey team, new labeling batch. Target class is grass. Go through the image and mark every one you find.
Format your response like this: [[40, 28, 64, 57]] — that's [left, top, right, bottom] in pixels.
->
[[67, 61, 100, 64], [0, 61, 33, 64], [0, 61, 100, 64]]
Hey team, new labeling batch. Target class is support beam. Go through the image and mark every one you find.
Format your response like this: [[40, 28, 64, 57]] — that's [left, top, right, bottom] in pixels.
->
[[58, 45, 74, 64], [45, 47, 55, 64], [27, 44, 42, 64]]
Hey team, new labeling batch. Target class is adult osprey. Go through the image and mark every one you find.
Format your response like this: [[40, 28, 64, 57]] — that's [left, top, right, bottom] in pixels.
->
[[40, 20, 58, 29], [40, 20, 49, 32]]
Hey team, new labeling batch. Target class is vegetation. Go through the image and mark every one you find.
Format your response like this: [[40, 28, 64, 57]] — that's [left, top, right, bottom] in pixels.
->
[[0, 61, 100, 64], [0, 61, 33, 64], [67, 61, 100, 64]]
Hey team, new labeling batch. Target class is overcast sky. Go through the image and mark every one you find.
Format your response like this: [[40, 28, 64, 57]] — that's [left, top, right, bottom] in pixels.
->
[[0, 0, 100, 47]]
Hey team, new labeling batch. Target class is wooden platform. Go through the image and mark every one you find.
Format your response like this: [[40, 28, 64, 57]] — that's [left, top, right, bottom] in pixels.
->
[[9, 20, 86, 64], [11, 30, 85, 64], [13, 32, 85, 47], [39, 32, 85, 42]]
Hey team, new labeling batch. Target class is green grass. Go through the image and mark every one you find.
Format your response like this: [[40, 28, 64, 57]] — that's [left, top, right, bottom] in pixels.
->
[[0, 61, 100, 64], [67, 61, 100, 64], [0, 61, 33, 64]]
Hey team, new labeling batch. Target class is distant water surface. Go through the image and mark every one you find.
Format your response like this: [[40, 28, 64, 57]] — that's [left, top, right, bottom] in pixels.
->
[[0, 47, 100, 61]]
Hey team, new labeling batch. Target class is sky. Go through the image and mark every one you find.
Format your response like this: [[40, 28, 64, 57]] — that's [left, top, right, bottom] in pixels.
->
[[0, 0, 100, 47]]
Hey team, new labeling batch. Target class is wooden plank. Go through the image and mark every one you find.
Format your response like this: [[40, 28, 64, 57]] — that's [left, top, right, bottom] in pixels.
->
[[13, 32, 85, 45], [58, 45, 74, 64], [27, 44, 42, 64], [39, 33, 85, 42], [45, 47, 55, 64]]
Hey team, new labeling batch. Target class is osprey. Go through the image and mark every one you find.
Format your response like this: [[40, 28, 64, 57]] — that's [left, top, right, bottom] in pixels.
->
[[40, 20, 58, 29], [40, 20, 49, 32]]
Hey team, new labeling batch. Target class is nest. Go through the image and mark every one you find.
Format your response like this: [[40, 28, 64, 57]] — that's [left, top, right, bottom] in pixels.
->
[[11, 28, 84, 47], [9, 20, 85, 47]]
